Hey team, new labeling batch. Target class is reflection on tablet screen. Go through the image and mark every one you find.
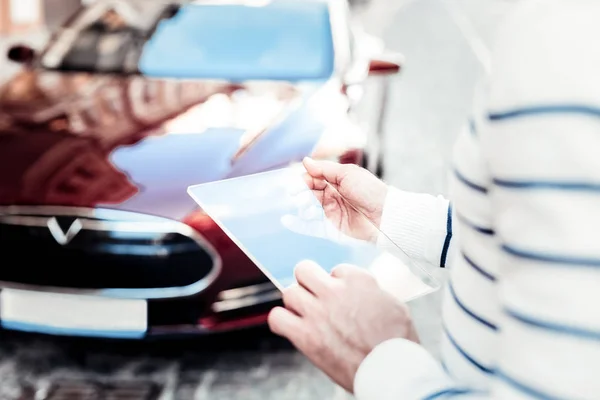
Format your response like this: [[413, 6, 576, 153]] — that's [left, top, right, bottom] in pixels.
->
[[188, 166, 439, 302]]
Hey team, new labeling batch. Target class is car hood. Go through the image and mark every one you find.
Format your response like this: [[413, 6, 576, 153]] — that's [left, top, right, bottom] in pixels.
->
[[0, 70, 331, 220]]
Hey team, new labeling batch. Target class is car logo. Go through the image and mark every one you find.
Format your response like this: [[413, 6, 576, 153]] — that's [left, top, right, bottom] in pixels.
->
[[47, 217, 83, 245]]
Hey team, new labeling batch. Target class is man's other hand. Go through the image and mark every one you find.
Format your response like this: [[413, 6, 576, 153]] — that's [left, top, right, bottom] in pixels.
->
[[267, 260, 419, 393]]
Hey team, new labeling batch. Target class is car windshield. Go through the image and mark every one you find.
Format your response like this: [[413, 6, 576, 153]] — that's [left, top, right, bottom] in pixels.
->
[[40, 0, 336, 82]]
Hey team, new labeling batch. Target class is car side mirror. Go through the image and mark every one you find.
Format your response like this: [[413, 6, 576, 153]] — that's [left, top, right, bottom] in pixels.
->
[[7, 45, 35, 64], [368, 53, 403, 76]]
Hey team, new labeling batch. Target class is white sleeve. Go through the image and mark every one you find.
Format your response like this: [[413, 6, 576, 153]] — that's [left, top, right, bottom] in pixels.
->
[[354, 338, 488, 400], [376, 187, 456, 269], [356, 1, 600, 399]]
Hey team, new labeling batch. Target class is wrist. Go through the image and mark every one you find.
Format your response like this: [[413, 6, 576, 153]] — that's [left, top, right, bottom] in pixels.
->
[[377, 187, 450, 264], [359, 182, 388, 231]]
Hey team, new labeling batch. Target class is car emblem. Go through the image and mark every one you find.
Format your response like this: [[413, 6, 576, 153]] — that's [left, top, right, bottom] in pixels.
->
[[47, 217, 83, 245]]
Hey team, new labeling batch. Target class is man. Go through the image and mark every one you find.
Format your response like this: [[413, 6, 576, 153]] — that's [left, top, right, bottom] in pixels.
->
[[268, 1, 600, 398]]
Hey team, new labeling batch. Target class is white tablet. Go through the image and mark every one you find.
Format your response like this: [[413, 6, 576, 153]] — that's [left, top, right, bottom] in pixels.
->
[[188, 166, 439, 302]]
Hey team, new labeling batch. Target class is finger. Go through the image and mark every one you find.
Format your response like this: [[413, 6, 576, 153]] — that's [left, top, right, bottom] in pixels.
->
[[301, 173, 326, 205], [282, 284, 319, 317], [268, 306, 307, 339], [303, 157, 347, 187], [268, 307, 318, 356], [303, 172, 327, 192], [295, 260, 333, 297], [331, 263, 367, 279]]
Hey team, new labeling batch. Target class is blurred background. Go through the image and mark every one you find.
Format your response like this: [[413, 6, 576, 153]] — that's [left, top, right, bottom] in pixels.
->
[[0, 0, 514, 398]]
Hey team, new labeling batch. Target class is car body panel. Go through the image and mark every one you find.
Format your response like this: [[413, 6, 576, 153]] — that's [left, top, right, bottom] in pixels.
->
[[0, 71, 355, 220]]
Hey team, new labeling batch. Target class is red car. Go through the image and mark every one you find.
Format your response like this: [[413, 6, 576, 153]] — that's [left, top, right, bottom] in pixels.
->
[[0, 0, 401, 338]]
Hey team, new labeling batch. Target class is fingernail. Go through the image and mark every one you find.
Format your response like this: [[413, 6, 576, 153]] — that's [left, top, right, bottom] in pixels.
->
[[303, 157, 315, 166]]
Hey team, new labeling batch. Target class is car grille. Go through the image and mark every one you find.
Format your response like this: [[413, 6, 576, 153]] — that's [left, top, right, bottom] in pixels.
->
[[0, 206, 220, 298]]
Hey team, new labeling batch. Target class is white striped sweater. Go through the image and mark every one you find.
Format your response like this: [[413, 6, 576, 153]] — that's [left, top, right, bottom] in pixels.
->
[[355, 1, 600, 399]]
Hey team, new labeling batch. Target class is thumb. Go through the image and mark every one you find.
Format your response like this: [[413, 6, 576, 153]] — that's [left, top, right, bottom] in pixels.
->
[[302, 157, 348, 188]]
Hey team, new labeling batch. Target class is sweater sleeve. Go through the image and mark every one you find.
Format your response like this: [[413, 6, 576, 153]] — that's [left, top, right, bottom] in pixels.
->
[[354, 338, 486, 400], [376, 187, 456, 269]]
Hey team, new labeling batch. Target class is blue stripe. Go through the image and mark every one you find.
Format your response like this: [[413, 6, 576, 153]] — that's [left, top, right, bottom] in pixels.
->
[[443, 324, 494, 374], [448, 283, 498, 331], [496, 370, 570, 400], [441, 360, 451, 375], [468, 118, 477, 136], [423, 387, 479, 400], [489, 104, 600, 121], [506, 307, 600, 341], [440, 204, 453, 268], [455, 212, 494, 235], [503, 244, 600, 268], [494, 178, 600, 192], [454, 168, 488, 193], [462, 253, 497, 282]]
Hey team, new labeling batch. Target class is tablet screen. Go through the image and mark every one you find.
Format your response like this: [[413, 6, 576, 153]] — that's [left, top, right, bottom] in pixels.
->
[[188, 166, 439, 302]]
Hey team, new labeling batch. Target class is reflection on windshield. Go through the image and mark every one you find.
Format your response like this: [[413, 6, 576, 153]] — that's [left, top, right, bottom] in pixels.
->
[[41, 0, 178, 72], [40, 0, 335, 80], [139, 1, 334, 80]]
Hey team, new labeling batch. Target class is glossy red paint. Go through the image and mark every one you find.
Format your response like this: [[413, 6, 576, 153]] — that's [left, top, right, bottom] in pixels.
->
[[0, 63, 367, 335]]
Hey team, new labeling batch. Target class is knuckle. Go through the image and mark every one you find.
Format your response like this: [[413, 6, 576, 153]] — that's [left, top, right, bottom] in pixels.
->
[[345, 163, 367, 178], [331, 263, 349, 276], [362, 271, 378, 284], [282, 285, 309, 315], [332, 263, 360, 278], [310, 300, 329, 319], [343, 162, 359, 172], [326, 280, 345, 299], [295, 260, 318, 276], [266, 307, 279, 326], [267, 307, 286, 334], [282, 285, 298, 305]]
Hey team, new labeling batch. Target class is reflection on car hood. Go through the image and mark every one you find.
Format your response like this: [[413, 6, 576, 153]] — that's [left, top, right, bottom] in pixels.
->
[[0, 70, 300, 145], [0, 70, 319, 220]]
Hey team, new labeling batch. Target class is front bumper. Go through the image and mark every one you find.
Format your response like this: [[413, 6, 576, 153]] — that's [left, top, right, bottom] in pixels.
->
[[0, 279, 282, 339], [0, 206, 280, 339], [150, 281, 282, 337]]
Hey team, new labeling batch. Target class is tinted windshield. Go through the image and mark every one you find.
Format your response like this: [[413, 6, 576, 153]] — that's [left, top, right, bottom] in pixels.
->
[[40, 0, 336, 82], [139, 1, 335, 81]]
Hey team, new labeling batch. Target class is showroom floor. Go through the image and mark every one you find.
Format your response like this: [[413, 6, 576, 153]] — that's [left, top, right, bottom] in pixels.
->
[[0, 0, 515, 398]]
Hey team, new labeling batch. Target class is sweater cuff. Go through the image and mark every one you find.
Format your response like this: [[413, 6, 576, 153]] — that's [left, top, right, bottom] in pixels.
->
[[354, 338, 453, 400], [376, 187, 451, 267]]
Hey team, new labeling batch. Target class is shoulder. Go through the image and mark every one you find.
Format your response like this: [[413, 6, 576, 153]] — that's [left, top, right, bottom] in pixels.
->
[[489, 0, 600, 109]]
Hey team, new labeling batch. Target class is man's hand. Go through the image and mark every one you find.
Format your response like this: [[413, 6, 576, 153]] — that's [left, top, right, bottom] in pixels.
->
[[302, 158, 388, 242], [268, 261, 419, 393]]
